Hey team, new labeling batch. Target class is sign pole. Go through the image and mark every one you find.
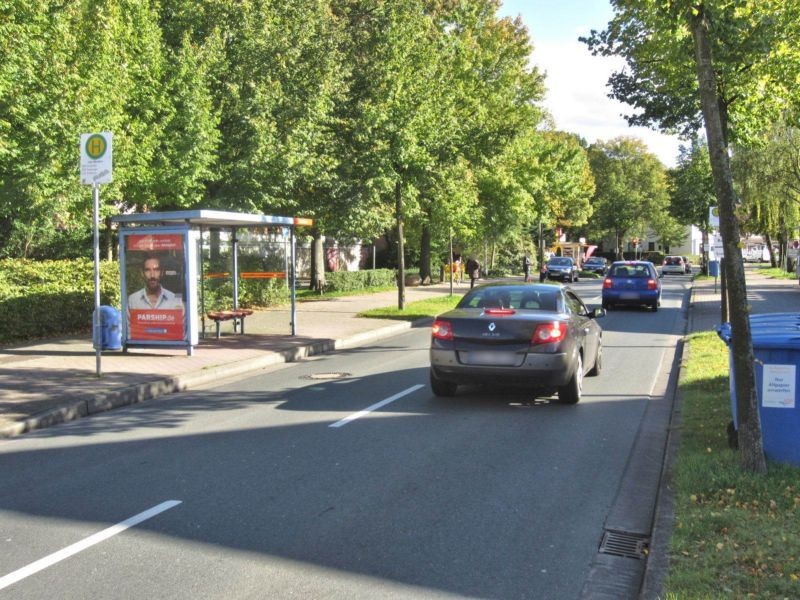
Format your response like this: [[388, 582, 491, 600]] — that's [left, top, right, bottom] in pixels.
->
[[93, 183, 102, 377]]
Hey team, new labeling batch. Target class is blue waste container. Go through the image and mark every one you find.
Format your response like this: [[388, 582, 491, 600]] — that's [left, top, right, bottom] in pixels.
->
[[709, 260, 720, 277], [718, 316, 800, 466], [93, 305, 122, 351]]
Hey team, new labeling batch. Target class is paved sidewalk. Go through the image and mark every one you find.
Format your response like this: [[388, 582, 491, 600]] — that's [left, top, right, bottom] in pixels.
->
[[0, 280, 475, 437], [689, 265, 800, 335]]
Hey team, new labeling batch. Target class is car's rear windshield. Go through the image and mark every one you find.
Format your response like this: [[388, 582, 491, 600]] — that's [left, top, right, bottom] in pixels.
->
[[458, 287, 559, 311], [608, 264, 652, 278], [585, 258, 604, 264], [665, 256, 682, 264], [548, 258, 572, 266]]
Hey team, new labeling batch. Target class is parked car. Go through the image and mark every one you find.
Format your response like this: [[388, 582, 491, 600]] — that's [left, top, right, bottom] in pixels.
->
[[661, 255, 686, 275], [429, 283, 604, 403], [602, 261, 662, 311], [545, 256, 579, 282], [682, 256, 692, 274], [583, 256, 608, 275]]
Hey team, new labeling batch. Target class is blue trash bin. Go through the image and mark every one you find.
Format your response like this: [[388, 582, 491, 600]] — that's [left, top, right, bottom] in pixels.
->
[[93, 305, 122, 351], [709, 260, 719, 277], [718, 316, 800, 466]]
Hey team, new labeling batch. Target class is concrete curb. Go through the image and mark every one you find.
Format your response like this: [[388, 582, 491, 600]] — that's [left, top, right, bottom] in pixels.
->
[[0, 319, 420, 439]]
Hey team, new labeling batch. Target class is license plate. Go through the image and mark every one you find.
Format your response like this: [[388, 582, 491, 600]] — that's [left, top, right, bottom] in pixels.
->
[[620, 292, 639, 300], [468, 351, 518, 366]]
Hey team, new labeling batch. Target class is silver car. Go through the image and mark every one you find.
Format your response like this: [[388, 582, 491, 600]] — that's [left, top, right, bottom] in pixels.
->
[[430, 283, 604, 403]]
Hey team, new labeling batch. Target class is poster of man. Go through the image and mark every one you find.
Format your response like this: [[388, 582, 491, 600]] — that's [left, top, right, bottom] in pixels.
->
[[125, 233, 186, 342]]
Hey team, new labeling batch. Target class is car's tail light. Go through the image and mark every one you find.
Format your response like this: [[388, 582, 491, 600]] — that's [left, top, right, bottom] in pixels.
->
[[647, 279, 658, 290], [532, 321, 567, 345], [603, 278, 612, 289], [432, 319, 454, 341], [484, 308, 515, 316]]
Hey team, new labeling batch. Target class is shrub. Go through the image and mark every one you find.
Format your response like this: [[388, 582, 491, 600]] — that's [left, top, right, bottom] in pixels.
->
[[0, 259, 120, 344], [324, 269, 397, 292]]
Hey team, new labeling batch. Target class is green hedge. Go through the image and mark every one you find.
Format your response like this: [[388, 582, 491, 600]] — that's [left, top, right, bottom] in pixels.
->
[[0, 259, 120, 344], [323, 269, 397, 292]]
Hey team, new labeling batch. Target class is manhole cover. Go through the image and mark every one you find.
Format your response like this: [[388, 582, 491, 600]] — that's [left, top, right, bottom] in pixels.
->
[[303, 372, 350, 380]]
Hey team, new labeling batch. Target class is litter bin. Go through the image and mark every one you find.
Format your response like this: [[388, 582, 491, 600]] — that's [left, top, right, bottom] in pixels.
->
[[93, 305, 122, 351], [718, 316, 800, 466], [708, 260, 720, 277]]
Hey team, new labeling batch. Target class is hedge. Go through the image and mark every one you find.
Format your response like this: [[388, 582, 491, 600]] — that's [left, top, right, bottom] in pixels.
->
[[0, 259, 120, 344], [323, 269, 397, 292]]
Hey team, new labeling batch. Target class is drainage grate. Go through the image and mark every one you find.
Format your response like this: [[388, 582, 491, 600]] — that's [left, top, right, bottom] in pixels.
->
[[302, 372, 350, 380], [598, 529, 650, 560]]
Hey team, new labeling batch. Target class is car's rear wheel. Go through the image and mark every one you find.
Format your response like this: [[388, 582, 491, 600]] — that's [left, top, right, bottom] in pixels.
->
[[651, 301, 658, 312], [558, 354, 582, 404], [602, 301, 611, 310], [587, 345, 602, 376], [430, 370, 457, 397]]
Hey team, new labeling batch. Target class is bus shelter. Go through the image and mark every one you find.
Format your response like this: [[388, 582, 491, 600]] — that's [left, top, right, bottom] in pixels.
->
[[112, 210, 312, 355]]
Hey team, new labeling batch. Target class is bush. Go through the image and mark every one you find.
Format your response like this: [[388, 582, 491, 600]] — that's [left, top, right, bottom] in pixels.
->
[[324, 269, 397, 292], [0, 259, 120, 344]]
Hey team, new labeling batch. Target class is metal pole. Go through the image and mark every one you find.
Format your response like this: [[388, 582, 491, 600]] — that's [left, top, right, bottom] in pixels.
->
[[449, 227, 454, 295], [291, 226, 297, 335], [373, 244, 376, 270], [92, 184, 102, 376], [232, 228, 239, 311]]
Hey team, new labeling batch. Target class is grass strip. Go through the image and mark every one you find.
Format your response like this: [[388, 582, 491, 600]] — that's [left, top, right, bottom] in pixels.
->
[[664, 331, 800, 598], [357, 294, 463, 321]]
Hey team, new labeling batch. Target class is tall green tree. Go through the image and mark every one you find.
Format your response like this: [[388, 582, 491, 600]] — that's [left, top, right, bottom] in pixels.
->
[[587, 137, 668, 259], [669, 137, 715, 269]]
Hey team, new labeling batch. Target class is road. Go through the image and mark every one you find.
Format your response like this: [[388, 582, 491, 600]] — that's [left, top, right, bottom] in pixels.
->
[[0, 275, 692, 599]]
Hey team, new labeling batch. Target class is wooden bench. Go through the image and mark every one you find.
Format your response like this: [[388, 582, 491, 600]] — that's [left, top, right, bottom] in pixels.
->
[[206, 309, 254, 339]]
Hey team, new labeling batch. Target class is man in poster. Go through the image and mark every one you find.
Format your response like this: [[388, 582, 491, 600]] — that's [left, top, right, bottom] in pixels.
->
[[128, 254, 183, 310], [127, 252, 185, 341]]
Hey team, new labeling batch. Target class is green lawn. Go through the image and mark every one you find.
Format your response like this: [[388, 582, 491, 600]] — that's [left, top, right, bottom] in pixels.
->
[[757, 265, 796, 280], [663, 331, 800, 598], [357, 294, 463, 320]]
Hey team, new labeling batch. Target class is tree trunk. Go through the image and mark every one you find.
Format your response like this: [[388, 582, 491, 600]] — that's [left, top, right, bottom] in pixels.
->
[[395, 181, 405, 309], [692, 10, 766, 472], [310, 231, 326, 292], [420, 212, 431, 284], [104, 216, 114, 261], [765, 232, 776, 267]]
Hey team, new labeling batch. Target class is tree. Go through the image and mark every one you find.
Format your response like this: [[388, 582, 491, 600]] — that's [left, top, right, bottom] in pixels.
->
[[669, 137, 715, 270], [587, 137, 668, 259]]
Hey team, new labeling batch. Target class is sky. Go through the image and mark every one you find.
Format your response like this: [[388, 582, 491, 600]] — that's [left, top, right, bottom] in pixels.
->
[[499, 0, 684, 167]]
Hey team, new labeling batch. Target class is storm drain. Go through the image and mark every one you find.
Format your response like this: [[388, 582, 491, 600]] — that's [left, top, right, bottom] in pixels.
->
[[598, 529, 650, 560], [302, 372, 350, 380]]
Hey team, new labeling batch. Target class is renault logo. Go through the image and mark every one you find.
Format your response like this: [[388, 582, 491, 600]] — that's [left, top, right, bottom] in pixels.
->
[[488, 322, 496, 332]]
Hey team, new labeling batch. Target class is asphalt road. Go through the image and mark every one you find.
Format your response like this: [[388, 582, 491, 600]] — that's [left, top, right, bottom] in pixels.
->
[[0, 275, 692, 599]]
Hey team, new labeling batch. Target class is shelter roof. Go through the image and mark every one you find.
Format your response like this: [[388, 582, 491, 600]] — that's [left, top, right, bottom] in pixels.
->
[[112, 210, 312, 228]]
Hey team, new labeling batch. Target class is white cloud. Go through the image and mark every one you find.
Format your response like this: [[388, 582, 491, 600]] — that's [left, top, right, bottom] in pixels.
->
[[532, 39, 683, 167]]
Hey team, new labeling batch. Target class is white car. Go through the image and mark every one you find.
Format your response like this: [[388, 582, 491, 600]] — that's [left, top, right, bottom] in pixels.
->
[[662, 255, 686, 275]]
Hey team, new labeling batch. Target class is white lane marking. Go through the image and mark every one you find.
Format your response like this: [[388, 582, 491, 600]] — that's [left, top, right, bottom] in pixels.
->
[[0, 500, 182, 591], [329, 384, 425, 428]]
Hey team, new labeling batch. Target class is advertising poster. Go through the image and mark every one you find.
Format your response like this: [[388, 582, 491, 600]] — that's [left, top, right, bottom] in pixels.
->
[[125, 233, 186, 342]]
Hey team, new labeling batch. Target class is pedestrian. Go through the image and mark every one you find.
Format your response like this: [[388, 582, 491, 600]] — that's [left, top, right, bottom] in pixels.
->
[[522, 254, 532, 282], [539, 261, 547, 283], [453, 253, 463, 284], [466, 257, 480, 288]]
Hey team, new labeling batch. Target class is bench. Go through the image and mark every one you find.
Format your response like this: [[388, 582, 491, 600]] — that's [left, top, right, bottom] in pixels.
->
[[206, 309, 254, 339]]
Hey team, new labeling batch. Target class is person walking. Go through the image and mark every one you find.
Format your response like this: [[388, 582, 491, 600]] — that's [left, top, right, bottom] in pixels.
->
[[466, 257, 480, 288], [539, 261, 548, 283], [522, 254, 532, 282]]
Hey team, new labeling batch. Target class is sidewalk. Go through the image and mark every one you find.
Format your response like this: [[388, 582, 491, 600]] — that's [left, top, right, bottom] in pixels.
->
[[0, 280, 475, 437]]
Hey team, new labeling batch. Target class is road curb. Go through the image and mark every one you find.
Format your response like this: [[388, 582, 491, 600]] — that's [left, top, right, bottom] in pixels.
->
[[0, 319, 419, 439]]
